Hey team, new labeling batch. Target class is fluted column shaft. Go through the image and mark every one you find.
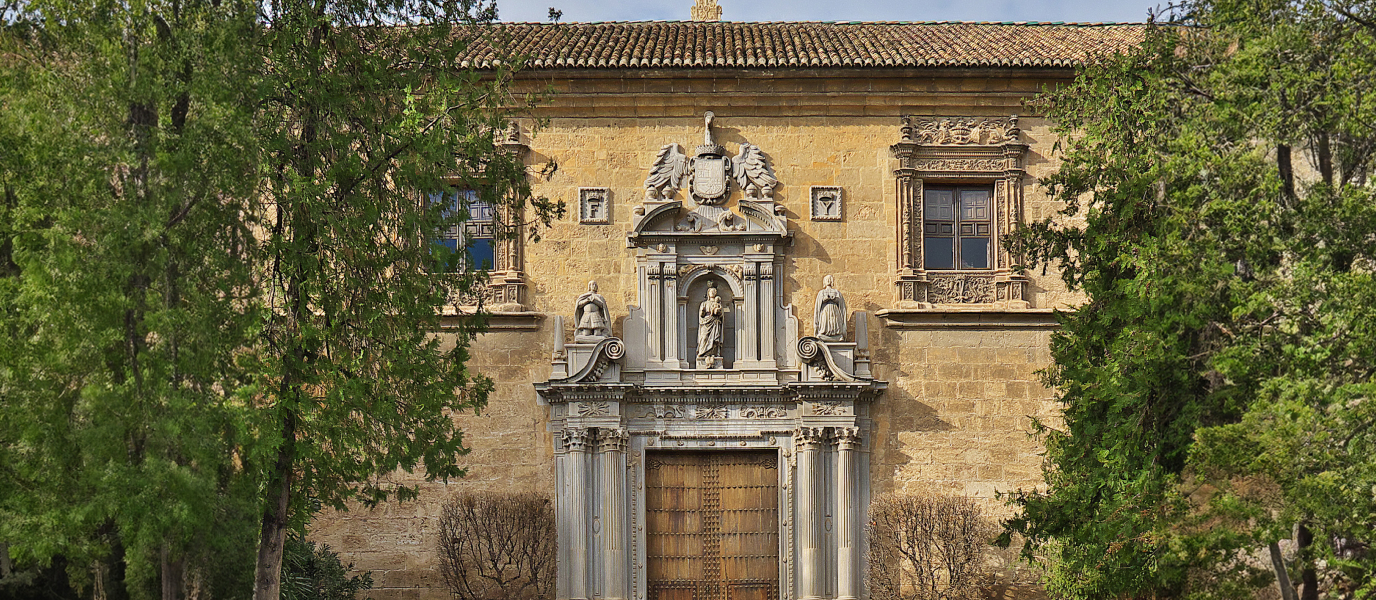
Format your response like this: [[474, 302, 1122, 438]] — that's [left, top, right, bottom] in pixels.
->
[[564, 428, 593, 600], [836, 428, 861, 600], [795, 428, 825, 600], [598, 430, 629, 600]]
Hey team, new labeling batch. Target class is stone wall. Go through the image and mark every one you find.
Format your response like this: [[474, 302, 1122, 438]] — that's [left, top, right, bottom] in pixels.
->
[[309, 68, 1078, 599]]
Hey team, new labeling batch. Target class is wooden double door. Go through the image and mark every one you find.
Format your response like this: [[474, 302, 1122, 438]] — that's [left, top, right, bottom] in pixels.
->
[[644, 451, 781, 600]]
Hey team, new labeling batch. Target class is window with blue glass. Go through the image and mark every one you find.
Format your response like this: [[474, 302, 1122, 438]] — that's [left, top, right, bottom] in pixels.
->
[[923, 186, 992, 270], [431, 189, 495, 272]]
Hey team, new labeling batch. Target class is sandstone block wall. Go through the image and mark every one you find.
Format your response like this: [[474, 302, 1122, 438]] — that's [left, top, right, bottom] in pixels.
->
[[309, 68, 1079, 599]]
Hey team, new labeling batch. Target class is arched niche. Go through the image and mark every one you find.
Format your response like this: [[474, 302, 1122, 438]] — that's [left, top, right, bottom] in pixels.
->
[[683, 275, 738, 369]]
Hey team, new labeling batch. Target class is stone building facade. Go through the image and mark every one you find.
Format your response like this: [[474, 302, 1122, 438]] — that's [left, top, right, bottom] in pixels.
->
[[310, 17, 1142, 600]]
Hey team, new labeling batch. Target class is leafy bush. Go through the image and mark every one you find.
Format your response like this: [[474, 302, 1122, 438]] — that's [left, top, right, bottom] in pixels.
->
[[280, 536, 372, 600]]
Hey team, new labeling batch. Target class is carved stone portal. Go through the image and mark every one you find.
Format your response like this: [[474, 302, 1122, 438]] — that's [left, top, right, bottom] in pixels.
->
[[538, 111, 886, 600]]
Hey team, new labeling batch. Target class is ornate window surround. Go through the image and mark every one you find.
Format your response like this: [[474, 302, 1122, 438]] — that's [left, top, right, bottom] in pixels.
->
[[438, 124, 543, 331], [889, 115, 1032, 309]]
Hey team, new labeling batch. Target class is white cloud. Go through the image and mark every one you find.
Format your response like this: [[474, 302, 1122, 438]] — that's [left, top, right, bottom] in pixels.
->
[[499, 0, 1159, 24]]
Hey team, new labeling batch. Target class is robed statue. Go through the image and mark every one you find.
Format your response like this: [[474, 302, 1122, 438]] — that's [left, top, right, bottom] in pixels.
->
[[814, 275, 846, 342], [575, 281, 610, 341], [697, 282, 724, 367]]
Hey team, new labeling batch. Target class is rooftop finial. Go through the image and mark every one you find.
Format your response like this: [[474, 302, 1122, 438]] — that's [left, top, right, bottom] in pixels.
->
[[690, 0, 721, 22]]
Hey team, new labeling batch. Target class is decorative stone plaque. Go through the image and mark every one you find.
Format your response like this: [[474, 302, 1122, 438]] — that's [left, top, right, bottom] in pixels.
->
[[810, 186, 842, 221], [579, 188, 610, 224]]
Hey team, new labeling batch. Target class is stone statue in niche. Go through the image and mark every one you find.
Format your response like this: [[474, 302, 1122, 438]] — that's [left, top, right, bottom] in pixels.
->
[[814, 275, 847, 342], [697, 281, 725, 368], [575, 281, 610, 341]]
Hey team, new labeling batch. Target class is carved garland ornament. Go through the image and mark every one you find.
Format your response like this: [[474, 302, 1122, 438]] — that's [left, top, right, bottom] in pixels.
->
[[741, 405, 788, 419]]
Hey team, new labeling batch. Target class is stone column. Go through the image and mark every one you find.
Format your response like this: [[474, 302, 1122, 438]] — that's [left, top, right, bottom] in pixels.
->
[[598, 429, 629, 600], [563, 428, 594, 600], [555, 437, 571, 600], [661, 261, 679, 365], [742, 262, 759, 363], [835, 428, 861, 600], [795, 427, 826, 600], [894, 170, 922, 275], [760, 261, 776, 363], [646, 264, 662, 362]]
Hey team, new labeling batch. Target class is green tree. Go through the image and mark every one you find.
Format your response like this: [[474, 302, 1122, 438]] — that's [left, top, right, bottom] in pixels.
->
[[1, 0, 263, 596], [0, 0, 557, 598], [1004, 1, 1376, 598], [240, 1, 559, 598]]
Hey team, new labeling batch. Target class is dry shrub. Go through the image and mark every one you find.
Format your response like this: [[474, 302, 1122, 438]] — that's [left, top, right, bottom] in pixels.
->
[[868, 491, 999, 600], [437, 492, 555, 600]]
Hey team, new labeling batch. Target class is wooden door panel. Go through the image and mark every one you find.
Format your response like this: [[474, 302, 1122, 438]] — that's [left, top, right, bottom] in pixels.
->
[[646, 451, 779, 600]]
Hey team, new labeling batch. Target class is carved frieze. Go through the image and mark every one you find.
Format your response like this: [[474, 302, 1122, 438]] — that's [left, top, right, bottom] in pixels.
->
[[928, 274, 995, 304], [812, 401, 852, 416], [695, 406, 729, 420], [911, 158, 1008, 172], [902, 115, 1020, 146], [636, 405, 685, 419], [741, 405, 788, 419]]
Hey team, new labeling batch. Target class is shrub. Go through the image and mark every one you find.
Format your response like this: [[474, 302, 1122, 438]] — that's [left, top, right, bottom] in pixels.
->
[[437, 492, 555, 600], [868, 491, 999, 600], [281, 536, 373, 600]]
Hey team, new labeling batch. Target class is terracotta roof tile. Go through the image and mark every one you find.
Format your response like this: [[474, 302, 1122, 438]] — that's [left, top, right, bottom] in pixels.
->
[[467, 20, 1144, 70], [463, 21, 1142, 70]]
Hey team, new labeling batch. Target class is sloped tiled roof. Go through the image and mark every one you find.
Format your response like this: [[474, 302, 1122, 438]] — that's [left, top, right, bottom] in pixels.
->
[[459, 21, 1145, 70]]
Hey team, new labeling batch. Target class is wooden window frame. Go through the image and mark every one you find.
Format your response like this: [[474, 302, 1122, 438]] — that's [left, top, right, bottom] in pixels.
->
[[921, 184, 994, 271]]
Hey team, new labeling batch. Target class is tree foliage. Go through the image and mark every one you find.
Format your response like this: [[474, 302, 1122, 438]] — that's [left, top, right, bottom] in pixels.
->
[[0, 0, 557, 597], [1004, 1, 1376, 598]]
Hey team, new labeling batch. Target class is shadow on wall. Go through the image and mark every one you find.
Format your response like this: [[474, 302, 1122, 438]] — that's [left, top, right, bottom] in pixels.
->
[[868, 382, 952, 498]]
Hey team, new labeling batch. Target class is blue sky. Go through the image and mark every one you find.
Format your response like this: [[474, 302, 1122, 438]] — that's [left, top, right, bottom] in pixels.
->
[[497, 0, 1160, 24]]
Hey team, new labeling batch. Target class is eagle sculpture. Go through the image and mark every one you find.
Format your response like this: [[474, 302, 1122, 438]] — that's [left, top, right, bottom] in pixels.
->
[[644, 143, 689, 200], [732, 143, 777, 199]]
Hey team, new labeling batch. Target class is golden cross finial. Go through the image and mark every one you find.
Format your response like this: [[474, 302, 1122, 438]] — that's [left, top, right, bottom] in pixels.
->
[[691, 0, 721, 22]]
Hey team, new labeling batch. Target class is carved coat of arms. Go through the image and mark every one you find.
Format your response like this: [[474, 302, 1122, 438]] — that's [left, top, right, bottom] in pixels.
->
[[643, 111, 778, 207]]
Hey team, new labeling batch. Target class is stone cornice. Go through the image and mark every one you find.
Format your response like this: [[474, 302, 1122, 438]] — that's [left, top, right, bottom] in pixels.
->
[[438, 310, 545, 332], [876, 307, 1061, 329]]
